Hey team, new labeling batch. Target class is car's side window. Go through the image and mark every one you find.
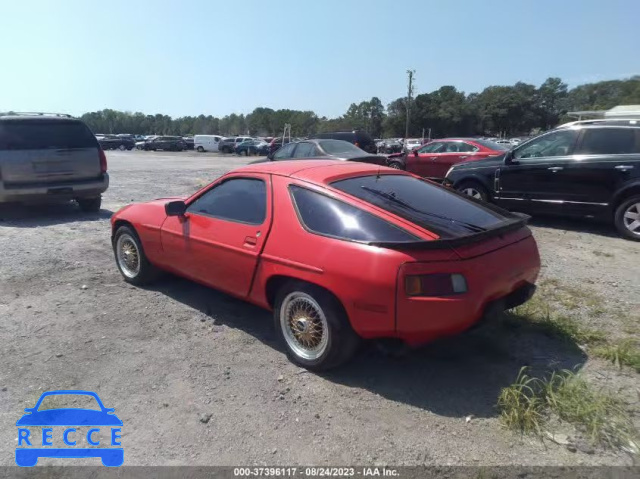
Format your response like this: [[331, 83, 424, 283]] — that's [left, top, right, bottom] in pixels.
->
[[273, 143, 296, 160], [289, 185, 416, 242], [418, 142, 445, 154], [293, 142, 315, 158], [513, 130, 579, 160], [575, 128, 639, 155], [458, 142, 478, 153], [187, 178, 266, 225]]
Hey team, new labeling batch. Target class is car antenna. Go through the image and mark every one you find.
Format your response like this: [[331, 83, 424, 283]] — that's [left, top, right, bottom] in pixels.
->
[[376, 165, 381, 180]]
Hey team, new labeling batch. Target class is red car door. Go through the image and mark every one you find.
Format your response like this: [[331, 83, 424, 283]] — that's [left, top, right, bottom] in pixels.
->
[[160, 174, 272, 298], [429, 141, 479, 179], [405, 141, 446, 177]]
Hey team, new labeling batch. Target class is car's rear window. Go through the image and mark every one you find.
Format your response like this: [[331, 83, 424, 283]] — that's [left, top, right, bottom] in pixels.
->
[[0, 120, 98, 150], [331, 175, 508, 238], [474, 139, 510, 151], [320, 139, 364, 155]]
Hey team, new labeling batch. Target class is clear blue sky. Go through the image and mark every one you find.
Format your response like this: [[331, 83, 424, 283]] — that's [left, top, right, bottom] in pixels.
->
[[0, 0, 638, 118]]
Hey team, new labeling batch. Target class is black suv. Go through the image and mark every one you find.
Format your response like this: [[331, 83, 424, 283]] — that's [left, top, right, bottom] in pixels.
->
[[142, 136, 186, 151], [444, 119, 640, 240], [310, 130, 377, 154]]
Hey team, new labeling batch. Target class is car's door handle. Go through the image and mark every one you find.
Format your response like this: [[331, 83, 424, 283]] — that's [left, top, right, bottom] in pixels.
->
[[548, 167, 564, 172], [615, 165, 634, 171], [244, 236, 257, 246]]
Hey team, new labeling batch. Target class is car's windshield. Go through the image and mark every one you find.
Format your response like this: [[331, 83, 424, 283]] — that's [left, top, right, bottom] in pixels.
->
[[36, 394, 102, 411], [319, 139, 364, 156], [331, 174, 509, 238]]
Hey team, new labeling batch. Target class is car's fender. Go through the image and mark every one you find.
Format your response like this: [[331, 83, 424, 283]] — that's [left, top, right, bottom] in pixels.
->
[[611, 180, 640, 209]]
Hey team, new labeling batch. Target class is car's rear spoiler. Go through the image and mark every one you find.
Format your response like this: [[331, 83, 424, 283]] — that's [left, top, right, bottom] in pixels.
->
[[366, 214, 530, 250]]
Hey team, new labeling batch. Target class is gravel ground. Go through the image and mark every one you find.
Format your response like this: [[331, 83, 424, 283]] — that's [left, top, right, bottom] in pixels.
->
[[0, 150, 638, 467]]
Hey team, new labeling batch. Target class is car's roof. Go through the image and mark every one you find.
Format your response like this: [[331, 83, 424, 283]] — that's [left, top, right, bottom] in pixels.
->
[[0, 115, 78, 122], [232, 159, 403, 184]]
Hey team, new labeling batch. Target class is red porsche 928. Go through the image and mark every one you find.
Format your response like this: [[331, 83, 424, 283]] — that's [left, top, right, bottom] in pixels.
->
[[111, 160, 540, 370]]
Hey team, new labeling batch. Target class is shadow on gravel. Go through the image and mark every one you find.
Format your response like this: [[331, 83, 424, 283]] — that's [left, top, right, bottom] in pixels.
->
[[148, 276, 278, 346], [325, 320, 587, 419], [0, 202, 113, 227], [528, 215, 617, 238], [149, 276, 587, 420]]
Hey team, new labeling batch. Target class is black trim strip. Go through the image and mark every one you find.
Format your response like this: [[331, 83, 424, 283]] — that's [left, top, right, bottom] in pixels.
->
[[366, 217, 529, 250]]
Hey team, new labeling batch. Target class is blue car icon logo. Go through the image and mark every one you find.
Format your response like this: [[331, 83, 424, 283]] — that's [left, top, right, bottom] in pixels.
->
[[16, 390, 123, 467]]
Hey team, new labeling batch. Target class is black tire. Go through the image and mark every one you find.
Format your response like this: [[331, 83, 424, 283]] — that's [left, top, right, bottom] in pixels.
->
[[274, 281, 360, 371], [118, 144, 126, 151], [614, 195, 640, 241], [456, 180, 490, 202], [387, 161, 404, 170], [113, 225, 160, 285], [240, 150, 247, 156], [197, 146, 204, 152], [77, 196, 102, 213]]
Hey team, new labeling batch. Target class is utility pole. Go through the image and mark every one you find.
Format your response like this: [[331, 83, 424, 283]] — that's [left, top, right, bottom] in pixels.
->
[[404, 69, 415, 149]]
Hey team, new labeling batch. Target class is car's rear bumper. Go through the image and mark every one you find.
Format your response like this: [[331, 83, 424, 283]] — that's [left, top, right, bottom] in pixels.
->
[[395, 235, 540, 346], [16, 447, 123, 467], [0, 174, 109, 202]]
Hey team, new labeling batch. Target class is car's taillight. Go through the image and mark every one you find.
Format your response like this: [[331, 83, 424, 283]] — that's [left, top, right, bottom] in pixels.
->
[[405, 274, 467, 297], [99, 148, 107, 174]]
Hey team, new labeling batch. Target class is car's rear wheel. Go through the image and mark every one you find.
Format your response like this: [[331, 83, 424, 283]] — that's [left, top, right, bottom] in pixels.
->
[[197, 146, 204, 152], [274, 282, 360, 371], [113, 225, 160, 284], [240, 150, 247, 156], [615, 195, 640, 241], [456, 181, 490, 202], [388, 161, 404, 170], [77, 196, 102, 212], [118, 144, 126, 151]]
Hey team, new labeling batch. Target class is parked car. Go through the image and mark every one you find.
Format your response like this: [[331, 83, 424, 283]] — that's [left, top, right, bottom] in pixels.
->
[[444, 120, 640, 240], [218, 136, 253, 154], [235, 139, 270, 156], [388, 138, 509, 180], [379, 139, 404, 154], [194, 134, 222, 152], [260, 139, 387, 166], [269, 137, 292, 154], [405, 138, 423, 151], [0, 113, 108, 212], [111, 160, 540, 370], [98, 134, 135, 151], [136, 136, 156, 150], [142, 136, 186, 151], [310, 130, 377, 154], [183, 137, 195, 150]]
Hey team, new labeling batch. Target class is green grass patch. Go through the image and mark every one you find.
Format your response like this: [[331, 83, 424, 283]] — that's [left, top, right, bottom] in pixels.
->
[[498, 367, 638, 450], [504, 296, 605, 346], [593, 340, 640, 372]]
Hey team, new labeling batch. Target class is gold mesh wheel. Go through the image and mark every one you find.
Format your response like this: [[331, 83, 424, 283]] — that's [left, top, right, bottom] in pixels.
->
[[116, 233, 141, 279], [280, 292, 329, 361]]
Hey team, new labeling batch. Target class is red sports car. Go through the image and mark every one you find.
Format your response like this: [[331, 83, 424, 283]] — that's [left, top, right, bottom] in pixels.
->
[[111, 160, 540, 370], [387, 138, 509, 181]]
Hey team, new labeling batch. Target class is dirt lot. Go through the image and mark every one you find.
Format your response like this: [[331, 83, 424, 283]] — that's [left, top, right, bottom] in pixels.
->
[[0, 150, 638, 466]]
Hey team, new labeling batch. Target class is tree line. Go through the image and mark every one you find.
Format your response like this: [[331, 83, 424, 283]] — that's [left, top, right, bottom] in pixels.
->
[[77, 76, 640, 139]]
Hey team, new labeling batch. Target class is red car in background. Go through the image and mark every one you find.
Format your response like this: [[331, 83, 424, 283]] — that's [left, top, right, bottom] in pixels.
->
[[387, 138, 509, 181], [111, 160, 539, 370]]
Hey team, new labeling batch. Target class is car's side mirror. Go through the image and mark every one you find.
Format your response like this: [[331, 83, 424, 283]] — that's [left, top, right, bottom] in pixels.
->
[[267, 153, 274, 161], [503, 150, 517, 165], [165, 200, 187, 217], [413, 150, 419, 157]]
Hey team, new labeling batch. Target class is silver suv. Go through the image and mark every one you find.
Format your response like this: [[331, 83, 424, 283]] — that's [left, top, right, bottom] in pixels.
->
[[0, 113, 109, 212]]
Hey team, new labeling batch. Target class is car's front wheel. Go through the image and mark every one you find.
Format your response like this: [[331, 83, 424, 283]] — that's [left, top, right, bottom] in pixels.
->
[[113, 225, 160, 284], [456, 181, 490, 202], [387, 161, 404, 170], [615, 195, 640, 241], [197, 146, 204, 152], [274, 282, 360, 371]]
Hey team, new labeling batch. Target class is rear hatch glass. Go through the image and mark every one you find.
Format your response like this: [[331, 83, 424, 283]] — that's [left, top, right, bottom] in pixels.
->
[[0, 119, 101, 184], [0, 120, 98, 150], [331, 174, 517, 239]]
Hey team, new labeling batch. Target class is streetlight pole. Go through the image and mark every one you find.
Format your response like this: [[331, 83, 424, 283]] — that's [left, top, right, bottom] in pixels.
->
[[404, 69, 415, 150]]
